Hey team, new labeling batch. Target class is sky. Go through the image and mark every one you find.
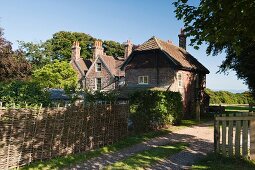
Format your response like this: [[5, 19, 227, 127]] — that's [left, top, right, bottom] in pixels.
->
[[0, 0, 248, 92]]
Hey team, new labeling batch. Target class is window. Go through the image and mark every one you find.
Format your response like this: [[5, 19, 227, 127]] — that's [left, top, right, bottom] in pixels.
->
[[177, 73, 182, 87], [95, 78, 102, 90], [138, 76, 149, 84], [96, 63, 102, 72]]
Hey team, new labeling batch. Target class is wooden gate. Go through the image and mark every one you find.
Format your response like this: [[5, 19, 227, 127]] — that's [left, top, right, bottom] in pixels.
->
[[214, 112, 255, 159]]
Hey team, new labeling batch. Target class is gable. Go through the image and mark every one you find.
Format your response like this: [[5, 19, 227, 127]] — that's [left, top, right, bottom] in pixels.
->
[[121, 36, 209, 74], [126, 49, 176, 70], [86, 56, 115, 78]]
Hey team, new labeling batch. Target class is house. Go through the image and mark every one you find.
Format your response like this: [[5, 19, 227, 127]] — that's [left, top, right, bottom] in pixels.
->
[[70, 40, 133, 91], [120, 30, 210, 114]]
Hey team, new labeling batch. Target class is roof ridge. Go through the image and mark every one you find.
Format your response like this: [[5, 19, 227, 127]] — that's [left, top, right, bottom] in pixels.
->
[[153, 36, 163, 50]]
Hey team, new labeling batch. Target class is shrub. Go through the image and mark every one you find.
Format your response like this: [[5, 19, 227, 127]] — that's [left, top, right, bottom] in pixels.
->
[[84, 90, 119, 103], [0, 80, 50, 107], [130, 90, 183, 132]]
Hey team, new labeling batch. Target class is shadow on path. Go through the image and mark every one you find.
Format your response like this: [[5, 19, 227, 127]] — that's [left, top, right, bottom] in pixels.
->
[[68, 123, 214, 170]]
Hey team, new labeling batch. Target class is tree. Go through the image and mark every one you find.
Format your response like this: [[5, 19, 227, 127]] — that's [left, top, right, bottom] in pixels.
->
[[18, 41, 52, 69], [0, 28, 31, 81], [32, 60, 78, 90], [45, 31, 95, 61], [19, 31, 125, 68], [173, 0, 255, 97], [103, 40, 124, 57]]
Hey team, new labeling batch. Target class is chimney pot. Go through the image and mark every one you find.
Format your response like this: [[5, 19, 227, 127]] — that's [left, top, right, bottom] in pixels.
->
[[167, 40, 173, 44], [71, 41, 81, 60], [124, 40, 133, 59], [93, 40, 104, 60], [178, 28, 186, 50]]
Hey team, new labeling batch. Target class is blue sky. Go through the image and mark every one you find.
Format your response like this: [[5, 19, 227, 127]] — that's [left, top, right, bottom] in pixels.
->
[[0, 0, 248, 92]]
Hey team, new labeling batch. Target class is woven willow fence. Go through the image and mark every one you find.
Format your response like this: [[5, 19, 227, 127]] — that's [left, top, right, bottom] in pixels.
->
[[0, 104, 129, 169]]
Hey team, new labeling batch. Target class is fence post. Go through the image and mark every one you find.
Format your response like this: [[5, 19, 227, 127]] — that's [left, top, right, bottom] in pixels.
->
[[249, 103, 254, 112], [222, 114, 227, 156], [250, 113, 255, 160], [235, 114, 241, 157], [228, 114, 233, 157], [242, 112, 248, 158], [214, 115, 220, 153]]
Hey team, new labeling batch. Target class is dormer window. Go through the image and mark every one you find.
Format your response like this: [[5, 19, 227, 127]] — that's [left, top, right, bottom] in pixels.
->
[[96, 63, 102, 72]]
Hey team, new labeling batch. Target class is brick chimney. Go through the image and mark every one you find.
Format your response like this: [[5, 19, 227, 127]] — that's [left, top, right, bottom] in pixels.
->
[[178, 28, 186, 50], [93, 40, 104, 60], [71, 41, 81, 60], [124, 40, 133, 59]]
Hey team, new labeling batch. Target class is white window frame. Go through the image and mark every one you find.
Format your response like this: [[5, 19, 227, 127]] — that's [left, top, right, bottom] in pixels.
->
[[95, 62, 102, 72], [138, 76, 149, 85], [95, 78, 102, 90], [177, 73, 183, 88]]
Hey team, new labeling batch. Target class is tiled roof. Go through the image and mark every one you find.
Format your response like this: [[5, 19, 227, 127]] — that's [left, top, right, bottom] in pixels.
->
[[134, 37, 209, 73], [100, 55, 125, 77], [70, 58, 93, 79]]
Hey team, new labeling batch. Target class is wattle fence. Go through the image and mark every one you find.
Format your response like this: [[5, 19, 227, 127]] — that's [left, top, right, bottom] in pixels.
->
[[0, 104, 129, 169]]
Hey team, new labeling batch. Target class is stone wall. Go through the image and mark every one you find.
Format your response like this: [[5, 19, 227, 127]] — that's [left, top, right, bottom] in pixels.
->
[[86, 62, 115, 91], [125, 67, 201, 114]]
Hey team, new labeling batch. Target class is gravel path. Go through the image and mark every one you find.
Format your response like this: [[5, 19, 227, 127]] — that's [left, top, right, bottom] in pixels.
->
[[67, 122, 214, 170]]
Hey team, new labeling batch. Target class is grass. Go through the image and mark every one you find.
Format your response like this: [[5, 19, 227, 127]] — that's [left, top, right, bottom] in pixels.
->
[[105, 142, 188, 170], [225, 105, 255, 113], [192, 153, 255, 170]]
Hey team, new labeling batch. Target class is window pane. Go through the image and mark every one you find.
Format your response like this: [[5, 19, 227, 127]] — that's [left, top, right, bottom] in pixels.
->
[[96, 63, 101, 71], [138, 76, 143, 84], [178, 73, 182, 80], [97, 78, 102, 90], [178, 81, 182, 87], [144, 76, 148, 83]]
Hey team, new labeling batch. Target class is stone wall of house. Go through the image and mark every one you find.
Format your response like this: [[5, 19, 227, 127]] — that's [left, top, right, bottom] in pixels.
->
[[125, 67, 200, 114], [86, 62, 115, 91]]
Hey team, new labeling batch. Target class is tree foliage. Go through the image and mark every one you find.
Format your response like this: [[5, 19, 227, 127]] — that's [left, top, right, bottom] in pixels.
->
[[45, 31, 95, 61], [32, 60, 78, 90], [103, 40, 124, 57], [173, 0, 255, 97], [19, 31, 125, 67], [18, 41, 52, 69], [0, 80, 50, 107], [0, 28, 31, 81], [205, 88, 254, 104]]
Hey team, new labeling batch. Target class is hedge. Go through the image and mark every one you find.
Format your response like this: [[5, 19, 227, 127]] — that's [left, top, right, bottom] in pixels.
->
[[129, 90, 183, 132]]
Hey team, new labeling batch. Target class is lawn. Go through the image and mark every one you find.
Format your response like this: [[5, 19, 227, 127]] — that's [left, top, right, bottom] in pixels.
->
[[192, 153, 255, 170], [105, 142, 188, 170], [225, 105, 255, 113]]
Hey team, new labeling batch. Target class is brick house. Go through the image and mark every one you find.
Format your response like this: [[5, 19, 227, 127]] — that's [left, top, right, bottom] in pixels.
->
[[120, 30, 210, 114], [70, 40, 132, 91]]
